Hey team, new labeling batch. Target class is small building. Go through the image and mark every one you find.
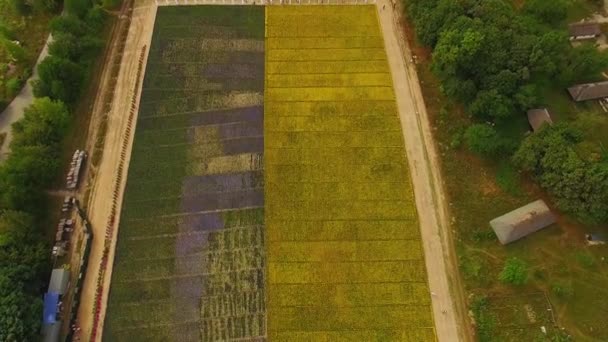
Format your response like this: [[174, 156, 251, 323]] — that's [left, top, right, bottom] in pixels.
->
[[586, 233, 607, 246], [527, 108, 553, 132], [490, 200, 556, 245], [41, 268, 70, 342], [569, 22, 601, 41], [567, 81, 608, 102], [48, 268, 70, 295]]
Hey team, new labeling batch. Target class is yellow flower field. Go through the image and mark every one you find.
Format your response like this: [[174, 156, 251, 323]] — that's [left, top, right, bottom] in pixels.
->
[[265, 5, 435, 341]]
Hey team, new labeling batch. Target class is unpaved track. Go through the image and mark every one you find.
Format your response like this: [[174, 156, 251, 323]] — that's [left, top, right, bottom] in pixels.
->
[[377, 1, 471, 341], [76, 1, 157, 340]]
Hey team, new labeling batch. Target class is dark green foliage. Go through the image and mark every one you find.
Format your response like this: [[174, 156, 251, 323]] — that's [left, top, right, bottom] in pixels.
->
[[523, 0, 568, 27], [33, 56, 84, 104], [0, 211, 48, 342], [102, 0, 121, 9], [38, 11, 106, 106], [31, 0, 59, 13], [0, 97, 72, 338], [11, 97, 70, 148], [65, 0, 91, 18], [1, 39, 27, 63], [499, 257, 529, 286], [50, 15, 89, 37], [5, 77, 22, 97], [49, 32, 103, 62], [406, 0, 608, 120], [8, 0, 29, 15], [464, 124, 505, 156], [513, 124, 608, 222]]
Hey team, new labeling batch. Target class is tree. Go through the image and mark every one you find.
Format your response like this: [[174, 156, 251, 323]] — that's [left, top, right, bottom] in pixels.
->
[[523, 0, 568, 27], [464, 124, 505, 156], [0, 145, 59, 210], [0, 211, 47, 342], [1, 39, 27, 64], [31, 0, 59, 13], [49, 15, 88, 37], [8, 0, 29, 15], [561, 44, 608, 84], [65, 0, 91, 18], [513, 124, 608, 223], [33, 56, 84, 105], [468, 90, 514, 120], [10, 97, 70, 148], [499, 257, 529, 285]]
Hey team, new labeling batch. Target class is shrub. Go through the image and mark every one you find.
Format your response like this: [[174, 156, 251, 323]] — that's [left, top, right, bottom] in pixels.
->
[[464, 124, 505, 156], [499, 257, 529, 286], [6, 77, 22, 97]]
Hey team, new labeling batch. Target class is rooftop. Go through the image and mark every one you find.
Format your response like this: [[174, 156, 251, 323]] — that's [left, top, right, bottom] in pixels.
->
[[567, 81, 608, 102]]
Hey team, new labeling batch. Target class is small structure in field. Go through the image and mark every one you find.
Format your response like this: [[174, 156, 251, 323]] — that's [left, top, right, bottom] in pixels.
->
[[586, 233, 607, 246], [567, 81, 608, 102], [527, 108, 553, 132], [490, 200, 556, 245], [569, 22, 601, 41]]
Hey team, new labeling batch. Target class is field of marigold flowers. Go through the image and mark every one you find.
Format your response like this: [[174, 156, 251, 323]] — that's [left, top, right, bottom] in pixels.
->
[[264, 5, 435, 341]]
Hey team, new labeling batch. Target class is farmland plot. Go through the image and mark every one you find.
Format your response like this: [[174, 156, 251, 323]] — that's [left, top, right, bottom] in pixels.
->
[[265, 6, 435, 341], [104, 6, 266, 341]]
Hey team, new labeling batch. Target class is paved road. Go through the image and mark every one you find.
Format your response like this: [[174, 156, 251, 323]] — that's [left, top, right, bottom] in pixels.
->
[[0, 34, 53, 161]]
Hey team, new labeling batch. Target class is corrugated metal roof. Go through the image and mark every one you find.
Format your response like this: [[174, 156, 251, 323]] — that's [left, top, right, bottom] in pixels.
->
[[47, 268, 69, 295], [569, 22, 601, 38], [568, 81, 608, 102], [490, 200, 556, 245], [527, 108, 553, 132]]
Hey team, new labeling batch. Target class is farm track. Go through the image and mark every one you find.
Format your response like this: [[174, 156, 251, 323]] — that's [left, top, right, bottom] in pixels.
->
[[376, 0, 471, 341]]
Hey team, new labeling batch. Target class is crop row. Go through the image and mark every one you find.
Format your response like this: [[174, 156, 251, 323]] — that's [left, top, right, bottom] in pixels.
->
[[269, 329, 436, 342], [138, 92, 263, 117], [266, 24, 380, 38], [266, 86, 393, 102], [266, 219, 421, 242], [265, 131, 403, 148], [119, 208, 263, 238], [265, 114, 401, 132], [267, 36, 383, 49], [268, 260, 428, 284], [265, 100, 396, 116], [267, 60, 388, 74], [266, 48, 386, 62], [268, 282, 430, 306], [267, 72, 391, 88]]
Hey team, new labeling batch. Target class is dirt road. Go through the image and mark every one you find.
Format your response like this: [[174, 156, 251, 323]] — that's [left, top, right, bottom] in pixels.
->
[[75, 1, 157, 340], [377, 1, 471, 341]]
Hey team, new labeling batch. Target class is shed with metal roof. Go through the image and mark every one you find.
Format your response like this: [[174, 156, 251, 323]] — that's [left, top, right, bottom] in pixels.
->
[[490, 200, 556, 245]]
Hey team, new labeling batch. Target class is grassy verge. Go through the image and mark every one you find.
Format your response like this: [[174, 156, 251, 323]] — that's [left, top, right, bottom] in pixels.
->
[[401, 14, 608, 341]]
